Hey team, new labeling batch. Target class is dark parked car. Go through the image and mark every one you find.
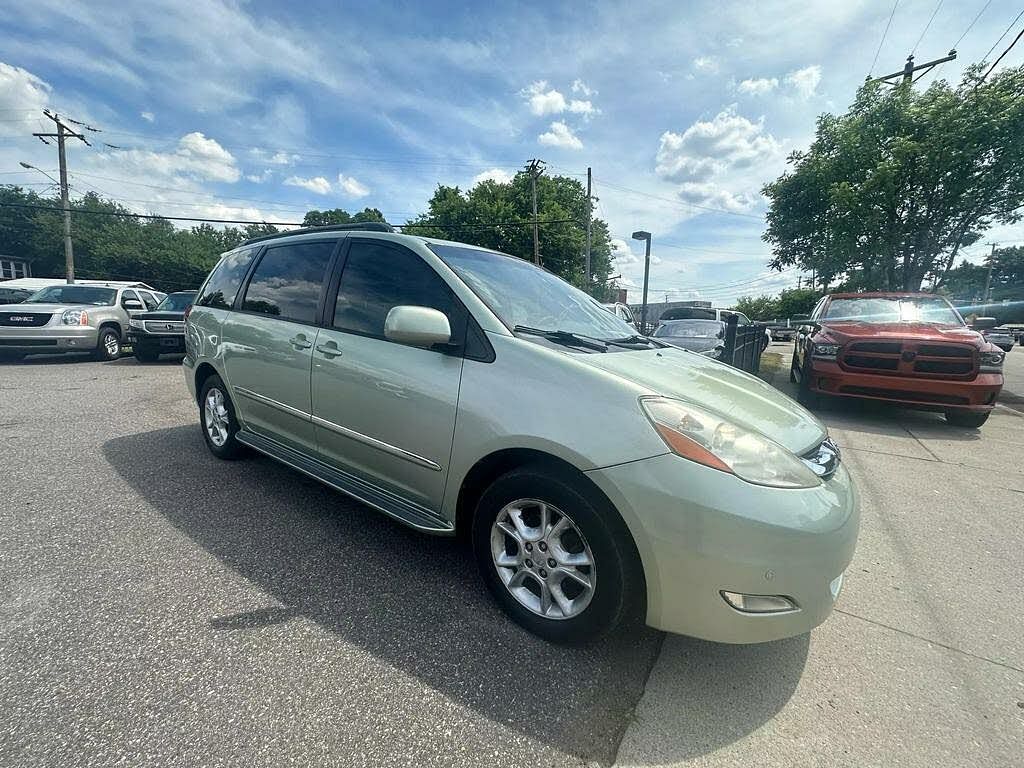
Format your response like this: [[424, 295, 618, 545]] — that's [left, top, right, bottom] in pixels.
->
[[981, 327, 1015, 353], [127, 290, 196, 361], [652, 319, 726, 359]]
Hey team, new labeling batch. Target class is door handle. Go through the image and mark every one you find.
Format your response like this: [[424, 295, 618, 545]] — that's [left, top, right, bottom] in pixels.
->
[[289, 334, 313, 350], [315, 341, 341, 358]]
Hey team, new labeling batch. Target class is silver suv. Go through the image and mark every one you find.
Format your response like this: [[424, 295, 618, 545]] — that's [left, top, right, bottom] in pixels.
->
[[0, 282, 162, 361], [185, 224, 858, 644]]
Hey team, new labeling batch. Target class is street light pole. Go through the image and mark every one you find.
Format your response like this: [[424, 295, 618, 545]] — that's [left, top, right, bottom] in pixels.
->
[[632, 230, 652, 333]]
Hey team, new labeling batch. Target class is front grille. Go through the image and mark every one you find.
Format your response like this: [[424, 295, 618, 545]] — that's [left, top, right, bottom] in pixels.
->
[[0, 338, 57, 346], [839, 385, 969, 405], [144, 320, 184, 334], [839, 340, 977, 379], [0, 312, 52, 327]]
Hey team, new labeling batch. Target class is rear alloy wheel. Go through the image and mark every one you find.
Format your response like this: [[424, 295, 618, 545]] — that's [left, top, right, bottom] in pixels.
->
[[199, 375, 244, 459], [944, 409, 990, 428], [473, 465, 643, 644], [93, 327, 121, 361]]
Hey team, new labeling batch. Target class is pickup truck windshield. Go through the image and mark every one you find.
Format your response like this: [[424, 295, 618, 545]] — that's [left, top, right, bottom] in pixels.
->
[[156, 293, 196, 312], [823, 297, 964, 326], [25, 286, 118, 306]]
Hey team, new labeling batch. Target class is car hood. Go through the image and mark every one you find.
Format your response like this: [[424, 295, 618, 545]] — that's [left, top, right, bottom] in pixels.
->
[[576, 346, 826, 455], [820, 321, 985, 347]]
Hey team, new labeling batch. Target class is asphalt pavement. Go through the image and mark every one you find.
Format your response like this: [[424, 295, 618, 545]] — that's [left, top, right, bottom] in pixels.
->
[[2, 348, 1022, 767]]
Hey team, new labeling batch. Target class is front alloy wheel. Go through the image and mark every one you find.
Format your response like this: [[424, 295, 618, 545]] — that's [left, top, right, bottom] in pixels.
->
[[490, 499, 596, 620], [93, 328, 121, 361], [199, 374, 243, 459]]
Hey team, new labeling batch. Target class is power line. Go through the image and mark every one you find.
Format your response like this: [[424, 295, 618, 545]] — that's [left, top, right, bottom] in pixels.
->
[[981, 8, 1024, 62], [953, 0, 994, 49], [594, 178, 764, 220], [980, 23, 1024, 82], [912, 0, 944, 55], [870, 0, 901, 76]]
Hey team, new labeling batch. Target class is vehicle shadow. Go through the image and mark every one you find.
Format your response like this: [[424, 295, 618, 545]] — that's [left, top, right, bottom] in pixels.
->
[[102, 425, 808, 763]]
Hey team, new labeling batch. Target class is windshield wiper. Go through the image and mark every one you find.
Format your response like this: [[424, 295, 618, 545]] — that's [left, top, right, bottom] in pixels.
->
[[605, 334, 666, 348], [512, 325, 608, 351]]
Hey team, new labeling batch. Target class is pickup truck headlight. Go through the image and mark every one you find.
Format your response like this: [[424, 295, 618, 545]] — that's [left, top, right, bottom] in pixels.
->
[[129, 318, 144, 330], [61, 309, 89, 326], [812, 343, 840, 359], [640, 397, 822, 488], [980, 350, 1005, 372]]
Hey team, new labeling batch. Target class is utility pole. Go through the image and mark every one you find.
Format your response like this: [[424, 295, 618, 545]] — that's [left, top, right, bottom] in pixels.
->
[[632, 231, 652, 333], [797, 276, 802, 290], [33, 110, 91, 284], [584, 166, 593, 283], [525, 159, 546, 265], [868, 50, 957, 86], [984, 243, 998, 302]]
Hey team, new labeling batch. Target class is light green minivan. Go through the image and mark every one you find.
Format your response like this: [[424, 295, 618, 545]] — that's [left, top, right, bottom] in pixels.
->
[[184, 224, 858, 644]]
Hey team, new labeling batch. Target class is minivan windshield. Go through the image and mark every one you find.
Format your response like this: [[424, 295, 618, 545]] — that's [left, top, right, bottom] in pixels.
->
[[430, 244, 635, 340], [24, 285, 117, 306], [156, 292, 196, 312], [823, 296, 964, 326]]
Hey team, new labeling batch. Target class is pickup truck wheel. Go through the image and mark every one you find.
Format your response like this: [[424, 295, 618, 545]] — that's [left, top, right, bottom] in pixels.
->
[[944, 410, 990, 428], [472, 465, 643, 645], [797, 356, 818, 407], [199, 375, 244, 459], [93, 327, 122, 361]]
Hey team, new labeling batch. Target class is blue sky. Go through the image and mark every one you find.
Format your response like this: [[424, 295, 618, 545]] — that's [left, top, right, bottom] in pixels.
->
[[1, 0, 1022, 304]]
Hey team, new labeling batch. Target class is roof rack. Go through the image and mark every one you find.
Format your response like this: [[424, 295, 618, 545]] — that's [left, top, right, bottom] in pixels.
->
[[241, 222, 396, 246]]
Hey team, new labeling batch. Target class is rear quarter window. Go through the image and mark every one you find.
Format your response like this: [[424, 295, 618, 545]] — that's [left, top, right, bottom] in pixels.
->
[[196, 247, 258, 310]]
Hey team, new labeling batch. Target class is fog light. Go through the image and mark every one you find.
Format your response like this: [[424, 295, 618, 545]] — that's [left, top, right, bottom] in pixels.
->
[[721, 591, 799, 614]]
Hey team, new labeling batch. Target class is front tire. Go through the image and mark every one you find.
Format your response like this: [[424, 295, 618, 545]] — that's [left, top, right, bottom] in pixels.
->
[[944, 409, 990, 428], [199, 375, 244, 459], [93, 327, 121, 361], [472, 465, 643, 644]]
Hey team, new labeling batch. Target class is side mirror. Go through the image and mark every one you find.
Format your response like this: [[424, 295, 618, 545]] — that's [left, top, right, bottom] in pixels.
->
[[123, 299, 144, 310], [384, 306, 451, 348], [971, 316, 998, 330]]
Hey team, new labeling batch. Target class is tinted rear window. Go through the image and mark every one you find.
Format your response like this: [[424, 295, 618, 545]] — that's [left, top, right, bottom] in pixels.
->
[[196, 247, 257, 309]]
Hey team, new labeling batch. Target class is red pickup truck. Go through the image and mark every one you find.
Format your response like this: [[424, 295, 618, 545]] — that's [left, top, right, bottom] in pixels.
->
[[791, 292, 1005, 428]]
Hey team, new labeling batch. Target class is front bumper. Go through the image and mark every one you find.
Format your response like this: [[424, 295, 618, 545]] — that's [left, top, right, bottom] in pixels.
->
[[128, 331, 185, 351], [808, 359, 1002, 411], [0, 325, 99, 352], [586, 453, 859, 643]]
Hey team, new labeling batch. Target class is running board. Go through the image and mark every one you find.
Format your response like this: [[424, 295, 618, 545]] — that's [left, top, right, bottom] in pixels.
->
[[235, 430, 454, 534]]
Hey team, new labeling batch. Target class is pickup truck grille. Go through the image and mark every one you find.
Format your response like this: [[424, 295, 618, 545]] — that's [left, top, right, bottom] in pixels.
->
[[839, 340, 977, 379], [144, 320, 184, 334], [0, 312, 52, 327]]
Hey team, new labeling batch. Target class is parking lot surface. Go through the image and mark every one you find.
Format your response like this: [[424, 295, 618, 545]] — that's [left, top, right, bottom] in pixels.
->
[[2, 348, 1022, 767]]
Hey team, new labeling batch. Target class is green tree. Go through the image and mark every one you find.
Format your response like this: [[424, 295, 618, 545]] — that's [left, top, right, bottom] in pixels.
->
[[763, 64, 1024, 291], [774, 288, 821, 319], [405, 171, 614, 294], [942, 245, 1024, 301], [302, 207, 386, 227], [732, 295, 778, 320]]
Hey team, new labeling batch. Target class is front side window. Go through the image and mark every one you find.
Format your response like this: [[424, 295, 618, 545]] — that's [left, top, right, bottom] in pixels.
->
[[139, 291, 159, 310], [196, 247, 257, 310], [431, 244, 633, 339], [823, 296, 964, 326], [333, 241, 459, 338], [241, 241, 335, 323], [25, 286, 117, 306]]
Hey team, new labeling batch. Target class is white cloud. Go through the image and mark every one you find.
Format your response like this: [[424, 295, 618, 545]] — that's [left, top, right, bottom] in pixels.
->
[[140, 111, 155, 122], [655, 107, 782, 182], [538, 121, 583, 150], [0, 62, 50, 136], [676, 182, 758, 212], [271, 151, 300, 165], [522, 80, 567, 116], [737, 77, 778, 95], [568, 99, 597, 116], [97, 132, 240, 183], [692, 56, 719, 73], [571, 79, 595, 97], [284, 175, 332, 195], [785, 65, 822, 99], [245, 169, 273, 183], [472, 168, 513, 185], [610, 238, 639, 266], [338, 174, 370, 198]]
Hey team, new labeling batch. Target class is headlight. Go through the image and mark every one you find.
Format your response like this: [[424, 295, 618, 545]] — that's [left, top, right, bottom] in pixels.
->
[[129, 318, 144, 329], [812, 342, 840, 359], [980, 349, 1005, 372], [640, 397, 821, 488], [61, 309, 88, 326]]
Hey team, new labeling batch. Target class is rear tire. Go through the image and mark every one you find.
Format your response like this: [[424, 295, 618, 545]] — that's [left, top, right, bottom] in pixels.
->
[[93, 327, 121, 361], [944, 410, 990, 428], [199, 374, 244, 459], [472, 465, 644, 645]]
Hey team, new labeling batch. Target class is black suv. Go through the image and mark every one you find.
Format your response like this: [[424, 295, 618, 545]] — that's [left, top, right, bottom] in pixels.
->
[[127, 291, 196, 361]]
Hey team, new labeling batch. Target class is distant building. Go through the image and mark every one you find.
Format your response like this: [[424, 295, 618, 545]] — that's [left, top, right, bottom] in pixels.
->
[[627, 299, 712, 325], [0, 255, 31, 281]]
